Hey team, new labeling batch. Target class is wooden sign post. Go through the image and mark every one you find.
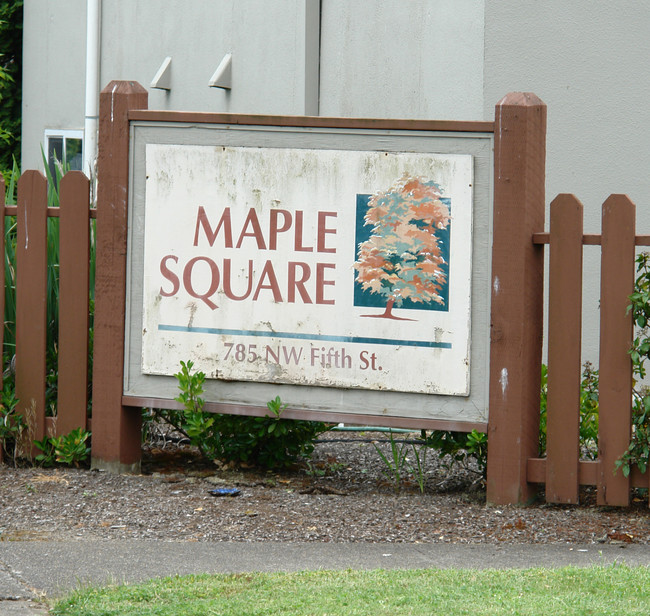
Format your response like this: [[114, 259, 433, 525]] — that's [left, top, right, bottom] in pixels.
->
[[486, 93, 547, 505], [91, 81, 148, 473]]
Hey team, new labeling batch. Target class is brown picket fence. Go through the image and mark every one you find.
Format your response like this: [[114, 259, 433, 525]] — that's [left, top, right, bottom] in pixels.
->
[[4, 172, 649, 506], [3, 84, 650, 507], [0, 171, 93, 446], [527, 193, 650, 506]]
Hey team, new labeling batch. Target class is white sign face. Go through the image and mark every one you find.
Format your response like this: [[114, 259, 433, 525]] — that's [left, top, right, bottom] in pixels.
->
[[142, 144, 473, 395]]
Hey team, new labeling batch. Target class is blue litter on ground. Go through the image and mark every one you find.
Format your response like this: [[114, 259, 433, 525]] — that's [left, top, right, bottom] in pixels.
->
[[209, 488, 241, 497]]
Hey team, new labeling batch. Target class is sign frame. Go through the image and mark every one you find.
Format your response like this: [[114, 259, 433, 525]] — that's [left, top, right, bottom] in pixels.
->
[[123, 113, 494, 432]]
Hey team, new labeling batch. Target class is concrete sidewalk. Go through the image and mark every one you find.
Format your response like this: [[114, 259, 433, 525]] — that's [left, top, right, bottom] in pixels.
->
[[1, 541, 650, 614]]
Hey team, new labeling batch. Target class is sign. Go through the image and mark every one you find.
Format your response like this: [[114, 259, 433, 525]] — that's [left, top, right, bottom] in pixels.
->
[[124, 119, 493, 427], [141, 144, 474, 395]]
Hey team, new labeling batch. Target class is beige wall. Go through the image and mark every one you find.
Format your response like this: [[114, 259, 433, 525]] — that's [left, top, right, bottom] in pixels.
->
[[22, 0, 320, 169], [100, 0, 319, 116], [22, 0, 86, 168], [485, 2, 650, 362], [319, 0, 484, 119], [23, 0, 484, 168]]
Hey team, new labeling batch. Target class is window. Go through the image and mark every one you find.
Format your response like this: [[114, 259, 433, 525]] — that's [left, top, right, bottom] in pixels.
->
[[44, 130, 83, 181]]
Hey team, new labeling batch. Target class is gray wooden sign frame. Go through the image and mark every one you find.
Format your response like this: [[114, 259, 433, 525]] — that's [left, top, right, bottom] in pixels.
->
[[122, 114, 493, 432]]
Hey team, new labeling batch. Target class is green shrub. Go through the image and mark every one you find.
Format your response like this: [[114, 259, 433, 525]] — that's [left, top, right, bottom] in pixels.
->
[[616, 252, 650, 476], [213, 395, 330, 469], [0, 1, 22, 174], [3, 157, 17, 356], [0, 374, 23, 464], [151, 360, 330, 470], [34, 427, 91, 467], [423, 428, 487, 475], [538, 362, 599, 459]]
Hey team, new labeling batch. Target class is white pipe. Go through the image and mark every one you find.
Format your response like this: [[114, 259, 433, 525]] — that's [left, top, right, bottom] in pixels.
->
[[83, 0, 101, 179]]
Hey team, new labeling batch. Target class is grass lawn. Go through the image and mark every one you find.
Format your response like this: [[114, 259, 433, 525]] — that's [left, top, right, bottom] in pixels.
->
[[50, 565, 650, 615]]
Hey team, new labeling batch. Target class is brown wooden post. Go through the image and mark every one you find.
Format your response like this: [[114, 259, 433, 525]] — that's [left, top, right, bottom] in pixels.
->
[[598, 194, 634, 506], [486, 92, 547, 505], [545, 194, 583, 504], [57, 172, 91, 435], [16, 171, 48, 444], [91, 81, 148, 473]]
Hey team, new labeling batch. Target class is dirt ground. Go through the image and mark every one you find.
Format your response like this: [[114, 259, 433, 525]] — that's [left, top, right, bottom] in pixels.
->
[[1, 432, 649, 545]]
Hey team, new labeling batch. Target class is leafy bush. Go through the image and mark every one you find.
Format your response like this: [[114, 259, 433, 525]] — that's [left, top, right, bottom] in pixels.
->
[[0, 1, 22, 175], [538, 362, 599, 459], [151, 360, 331, 470], [424, 428, 487, 475], [616, 253, 650, 476], [0, 374, 23, 464], [1, 365, 91, 468], [34, 427, 91, 467], [213, 396, 330, 470]]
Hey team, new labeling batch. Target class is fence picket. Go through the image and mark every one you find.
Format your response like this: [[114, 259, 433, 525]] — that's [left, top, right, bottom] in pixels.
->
[[57, 172, 91, 435], [15, 171, 48, 443], [598, 194, 635, 506], [546, 194, 583, 503]]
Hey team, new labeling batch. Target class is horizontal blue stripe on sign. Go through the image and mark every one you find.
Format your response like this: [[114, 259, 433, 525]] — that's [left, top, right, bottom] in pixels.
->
[[158, 324, 452, 349]]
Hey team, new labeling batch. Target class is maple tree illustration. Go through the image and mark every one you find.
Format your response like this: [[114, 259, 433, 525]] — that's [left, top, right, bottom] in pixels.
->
[[354, 175, 451, 320]]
